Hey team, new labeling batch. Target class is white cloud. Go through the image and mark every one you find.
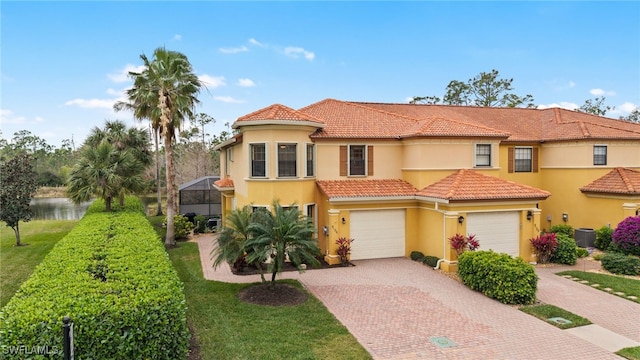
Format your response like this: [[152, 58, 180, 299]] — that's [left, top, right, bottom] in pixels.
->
[[568, 81, 576, 88], [618, 102, 638, 113], [0, 109, 26, 125], [590, 88, 616, 96], [284, 46, 315, 61], [219, 45, 249, 54], [537, 102, 579, 111], [173, 34, 182, 41], [404, 96, 415, 103], [199, 74, 226, 88], [249, 38, 265, 47], [64, 98, 114, 109], [237, 78, 256, 87], [108, 64, 146, 83], [213, 96, 245, 104]]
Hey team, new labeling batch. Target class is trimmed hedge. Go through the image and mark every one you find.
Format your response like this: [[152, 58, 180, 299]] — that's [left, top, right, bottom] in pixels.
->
[[458, 251, 538, 305], [550, 233, 578, 265], [0, 197, 188, 359], [601, 253, 640, 276]]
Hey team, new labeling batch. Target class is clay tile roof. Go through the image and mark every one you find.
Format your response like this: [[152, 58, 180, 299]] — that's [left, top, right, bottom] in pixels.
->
[[580, 168, 640, 195], [316, 179, 417, 199], [214, 178, 234, 189], [417, 169, 550, 201], [236, 104, 324, 124]]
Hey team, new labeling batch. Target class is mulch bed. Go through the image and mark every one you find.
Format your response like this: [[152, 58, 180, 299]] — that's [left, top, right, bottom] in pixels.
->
[[231, 258, 354, 276], [238, 283, 308, 306]]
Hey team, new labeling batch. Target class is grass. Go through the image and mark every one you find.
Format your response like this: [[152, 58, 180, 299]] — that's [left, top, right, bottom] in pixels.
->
[[519, 304, 591, 329], [617, 346, 640, 360], [167, 242, 371, 360], [0, 219, 78, 307], [556, 270, 640, 304]]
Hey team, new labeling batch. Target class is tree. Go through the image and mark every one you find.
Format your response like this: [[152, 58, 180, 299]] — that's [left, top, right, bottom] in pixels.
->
[[0, 154, 38, 246], [67, 142, 143, 212], [620, 108, 640, 123], [578, 96, 613, 116], [246, 201, 320, 286], [120, 47, 203, 246], [411, 69, 535, 108]]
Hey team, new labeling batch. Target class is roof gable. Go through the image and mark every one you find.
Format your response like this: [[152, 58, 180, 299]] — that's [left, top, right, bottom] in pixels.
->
[[580, 168, 640, 195], [235, 104, 324, 127]]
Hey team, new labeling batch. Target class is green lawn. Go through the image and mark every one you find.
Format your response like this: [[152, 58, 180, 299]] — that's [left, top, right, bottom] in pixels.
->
[[556, 270, 640, 304], [617, 346, 640, 360], [0, 219, 78, 307], [167, 242, 371, 360], [519, 304, 591, 329]]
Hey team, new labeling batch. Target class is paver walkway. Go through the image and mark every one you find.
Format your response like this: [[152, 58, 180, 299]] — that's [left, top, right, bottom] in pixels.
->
[[196, 235, 639, 359]]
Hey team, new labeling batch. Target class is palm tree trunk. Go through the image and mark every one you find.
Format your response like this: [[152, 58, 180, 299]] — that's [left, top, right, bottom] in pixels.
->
[[154, 129, 163, 216], [164, 136, 176, 246]]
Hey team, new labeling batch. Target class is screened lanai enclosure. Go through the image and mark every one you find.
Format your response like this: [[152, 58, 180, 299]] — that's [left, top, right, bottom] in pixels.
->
[[178, 176, 222, 226]]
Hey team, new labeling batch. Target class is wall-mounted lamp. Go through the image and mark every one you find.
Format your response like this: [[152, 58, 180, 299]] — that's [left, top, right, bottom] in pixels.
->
[[341, 217, 346, 224], [547, 215, 552, 222], [323, 226, 329, 236], [458, 216, 465, 224], [562, 213, 569, 223], [526, 210, 533, 222]]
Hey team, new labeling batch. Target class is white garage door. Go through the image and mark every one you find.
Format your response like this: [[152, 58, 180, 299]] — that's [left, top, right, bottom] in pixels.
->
[[467, 212, 519, 257], [350, 209, 405, 260]]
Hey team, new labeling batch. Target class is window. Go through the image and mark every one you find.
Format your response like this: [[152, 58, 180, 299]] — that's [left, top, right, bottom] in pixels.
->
[[349, 145, 366, 176], [306, 204, 317, 231], [278, 143, 297, 177], [514, 147, 532, 172], [225, 148, 232, 176], [594, 145, 607, 165], [250, 144, 266, 177], [306, 144, 315, 177], [475, 144, 491, 167]]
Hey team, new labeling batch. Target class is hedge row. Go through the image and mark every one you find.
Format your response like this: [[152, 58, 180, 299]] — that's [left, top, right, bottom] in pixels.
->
[[458, 251, 538, 305], [0, 197, 188, 359]]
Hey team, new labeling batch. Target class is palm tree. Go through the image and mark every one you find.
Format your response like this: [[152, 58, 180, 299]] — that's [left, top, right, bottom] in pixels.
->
[[211, 206, 267, 282], [67, 142, 143, 212], [119, 47, 202, 246], [246, 201, 320, 286]]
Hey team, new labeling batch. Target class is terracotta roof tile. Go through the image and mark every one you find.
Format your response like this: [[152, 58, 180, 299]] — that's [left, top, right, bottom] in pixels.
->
[[236, 104, 324, 124], [214, 178, 234, 188], [580, 168, 640, 195], [417, 169, 550, 201], [316, 179, 417, 199]]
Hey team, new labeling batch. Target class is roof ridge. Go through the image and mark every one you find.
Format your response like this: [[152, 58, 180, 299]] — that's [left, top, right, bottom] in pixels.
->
[[617, 167, 635, 192], [346, 100, 423, 124], [445, 169, 465, 198]]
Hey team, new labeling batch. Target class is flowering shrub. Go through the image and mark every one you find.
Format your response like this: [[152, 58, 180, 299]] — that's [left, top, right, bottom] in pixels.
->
[[336, 237, 354, 266], [530, 233, 558, 264], [449, 233, 479, 255], [612, 216, 640, 256]]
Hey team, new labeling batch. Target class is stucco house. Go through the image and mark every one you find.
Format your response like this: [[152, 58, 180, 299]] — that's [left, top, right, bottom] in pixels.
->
[[214, 99, 640, 271]]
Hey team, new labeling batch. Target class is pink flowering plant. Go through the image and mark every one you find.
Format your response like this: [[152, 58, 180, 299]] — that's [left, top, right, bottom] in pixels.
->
[[612, 216, 640, 256], [530, 232, 558, 264], [449, 233, 480, 255], [335, 237, 354, 266]]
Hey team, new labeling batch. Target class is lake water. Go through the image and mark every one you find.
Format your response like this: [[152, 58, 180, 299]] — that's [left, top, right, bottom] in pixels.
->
[[30, 198, 93, 220]]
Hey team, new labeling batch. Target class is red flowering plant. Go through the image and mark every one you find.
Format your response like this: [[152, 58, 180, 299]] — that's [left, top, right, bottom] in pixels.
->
[[449, 233, 480, 255], [530, 232, 558, 264], [335, 237, 354, 266]]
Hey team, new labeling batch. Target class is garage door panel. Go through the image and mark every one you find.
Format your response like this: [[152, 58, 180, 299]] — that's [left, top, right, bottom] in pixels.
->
[[467, 212, 519, 257], [350, 210, 405, 260]]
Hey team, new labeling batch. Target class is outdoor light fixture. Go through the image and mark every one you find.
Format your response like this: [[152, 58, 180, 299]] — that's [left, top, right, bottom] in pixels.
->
[[341, 217, 346, 224], [458, 216, 464, 224], [562, 213, 569, 222], [323, 226, 329, 236], [526, 211, 533, 222]]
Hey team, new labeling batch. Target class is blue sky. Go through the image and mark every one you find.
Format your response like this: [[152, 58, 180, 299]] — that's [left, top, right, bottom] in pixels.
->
[[2, 1, 639, 148]]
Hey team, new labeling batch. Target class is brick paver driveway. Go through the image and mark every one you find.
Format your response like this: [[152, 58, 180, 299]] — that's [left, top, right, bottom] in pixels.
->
[[198, 236, 627, 359]]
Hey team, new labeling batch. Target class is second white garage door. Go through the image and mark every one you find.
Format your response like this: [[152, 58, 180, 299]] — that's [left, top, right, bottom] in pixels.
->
[[466, 212, 519, 257], [349, 209, 405, 260]]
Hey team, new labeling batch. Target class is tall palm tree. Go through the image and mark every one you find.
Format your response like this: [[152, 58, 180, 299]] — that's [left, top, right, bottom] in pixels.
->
[[67, 142, 142, 212], [119, 47, 202, 246], [246, 201, 320, 286]]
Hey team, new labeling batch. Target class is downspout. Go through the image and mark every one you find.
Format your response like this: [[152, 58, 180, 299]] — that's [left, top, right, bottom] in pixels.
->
[[434, 201, 446, 270]]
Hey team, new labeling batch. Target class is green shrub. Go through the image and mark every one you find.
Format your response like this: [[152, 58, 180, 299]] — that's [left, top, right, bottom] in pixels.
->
[[164, 214, 195, 240], [550, 233, 577, 265], [84, 196, 146, 216], [592, 253, 604, 261], [410, 251, 425, 262], [576, 247, 589, 258], [595, 226, 613, 250], [612, 216, 640, 256], [0, 197, 189, 359], [549, 224, 574, 238], [194, 215, 206, 234], [601, 253, 640, 276], [423, 256, 440, 268], [458, 251, 538, 305]]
